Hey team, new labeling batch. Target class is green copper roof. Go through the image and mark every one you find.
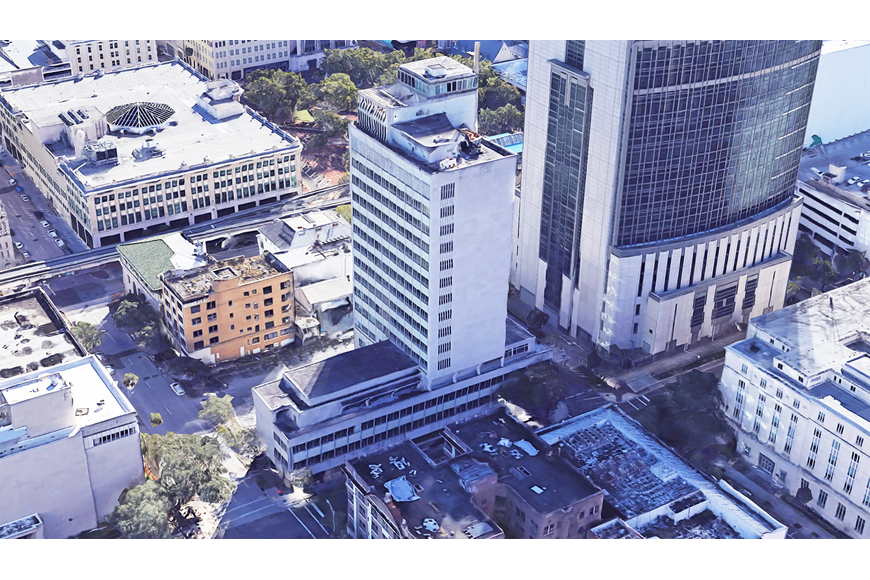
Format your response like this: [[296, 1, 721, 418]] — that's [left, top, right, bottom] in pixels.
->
[[117, 235, 177, 292]]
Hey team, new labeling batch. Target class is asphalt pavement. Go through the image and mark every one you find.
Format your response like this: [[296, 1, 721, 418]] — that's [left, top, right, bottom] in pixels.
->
[[0, 148, 88, 265]]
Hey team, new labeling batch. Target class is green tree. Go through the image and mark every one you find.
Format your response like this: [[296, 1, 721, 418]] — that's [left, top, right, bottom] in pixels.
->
[[167, 356, 211, 381], [123, 373, 139, 389], [150, 412, 163, 426], [810, 257, 836, 285], [322, 48, 405, 88], [198, 393, 234, 425], [244, 69, 312, 122], [836, 249, 870, 276], [308, 110, 350, 149], [479, 81, 522, 111], [141, 432, 235, 515], [113, 297, 159, 332], [312, 73, 357, 112], [112, 299, 141, 329], [478, 104, 524, 135], [134, 325, 163, 353], [107, 480, 173, 539], [335, 204, 351, 223], [71, 321, 105, 351], [215, 423, 260, 457]]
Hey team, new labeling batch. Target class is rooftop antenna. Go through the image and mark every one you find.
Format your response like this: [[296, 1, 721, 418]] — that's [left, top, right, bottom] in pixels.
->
[[473, 42, 480, 75]]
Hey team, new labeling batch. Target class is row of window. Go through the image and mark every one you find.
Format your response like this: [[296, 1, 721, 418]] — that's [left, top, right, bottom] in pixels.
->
[[352, 157, 429, 217], [355, 255, 428, 314], [352, 193, 429, 257], [92, 425, 136, 447], [355, 270, 427, 327], [288, 393, 496, 471], [351, 169, 429, 235], [354, 286, 427, 348], [352, 212, 429, 276]]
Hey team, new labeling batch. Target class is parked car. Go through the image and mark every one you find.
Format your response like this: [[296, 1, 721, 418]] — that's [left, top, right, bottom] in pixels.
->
[[21, 250, 30, 259], [13, 241, 23, 249], [170, 382, 185, 396], [55, 239, 65, 247], [15, 186, 22, 192], [40, 220, 50, 228], [48, 229, 58, 238], [105, 365, 116, 375], [811, 167, 824, 178], [847, 176, 861, 186], [19, 194, 29, 202], [8, 178, 16, 186]]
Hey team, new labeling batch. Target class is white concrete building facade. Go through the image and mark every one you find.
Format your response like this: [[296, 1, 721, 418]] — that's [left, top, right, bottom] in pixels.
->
[[794, 130, 870, 257], [0, 61, 302, 248], [804, 41, 870, 147], [180, 40, 356, 81], [68, 40, 157, 75], [720, 278, 870, 538], [0, 356, 144, 539], [516, 41, 821, 358], [349, 57, 517, 383]]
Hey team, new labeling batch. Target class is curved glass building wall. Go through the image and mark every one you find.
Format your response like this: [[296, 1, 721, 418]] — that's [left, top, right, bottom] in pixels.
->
[[616, 40, 821, 247]]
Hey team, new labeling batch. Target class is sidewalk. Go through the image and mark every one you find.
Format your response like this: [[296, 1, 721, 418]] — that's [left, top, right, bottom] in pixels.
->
[[507, 294, 746, 399], [604, 330, 746, 395], [717, 459, 845, 539]]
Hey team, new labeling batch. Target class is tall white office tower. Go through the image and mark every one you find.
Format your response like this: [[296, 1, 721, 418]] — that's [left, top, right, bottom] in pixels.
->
[[517, 41, 822, 357], [349, 56, 518, 384]]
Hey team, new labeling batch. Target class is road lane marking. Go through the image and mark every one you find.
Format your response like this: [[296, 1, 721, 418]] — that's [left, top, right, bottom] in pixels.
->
[[305, 505, 329, 534], [224, 498, 270, 516], [310, 503, 325, 518], [288, 508, 316, 538], [224, 503, 281, 526]]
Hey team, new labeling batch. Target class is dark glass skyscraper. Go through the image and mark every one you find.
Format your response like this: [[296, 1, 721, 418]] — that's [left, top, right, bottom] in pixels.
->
[[518, 41, 822, 356]]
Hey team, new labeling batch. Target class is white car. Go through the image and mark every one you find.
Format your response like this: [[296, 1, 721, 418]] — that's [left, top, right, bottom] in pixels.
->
[[48, 229, 58, 238], [21, 250, 30, 259], [55, 239, 65, 247], [13, 241, 23, 249], [19, 194, 29, 202], [8, 178, 16, 186], [169, 382, 185, 396], [811, 167, 824, 178], [105, 365, 116, 375], [40, 220, 50, 228], [847, 176, 861, 186]]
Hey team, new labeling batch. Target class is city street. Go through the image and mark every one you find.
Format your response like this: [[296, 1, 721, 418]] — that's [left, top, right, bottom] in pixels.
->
[[218, 473, 334, 539], [0, 148, 88, 264]]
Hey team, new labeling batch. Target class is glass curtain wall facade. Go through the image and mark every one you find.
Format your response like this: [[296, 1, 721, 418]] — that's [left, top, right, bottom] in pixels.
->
[[617, 41, 820, 248], [539, 61, 593, 311], [521, 40, 822, 354]]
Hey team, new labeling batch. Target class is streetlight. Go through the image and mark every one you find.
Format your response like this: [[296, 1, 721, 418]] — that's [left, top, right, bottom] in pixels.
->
[[325, 498, 336, 534]]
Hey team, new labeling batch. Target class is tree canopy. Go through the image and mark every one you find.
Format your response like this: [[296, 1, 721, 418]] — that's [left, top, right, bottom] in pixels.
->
[[167, 356, 211, 381], [141, 432, 235, 512], [71, 321, 105, 351], [123, 373, 139, 389], [107, 480, 173, 539], [198, 393, 235, 425], [113, 295, 160, 332], [244, 69, 312, 123], [311, 73, 357, 112], [307, 110, 350, 149], [478, 104, 524, 135]]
